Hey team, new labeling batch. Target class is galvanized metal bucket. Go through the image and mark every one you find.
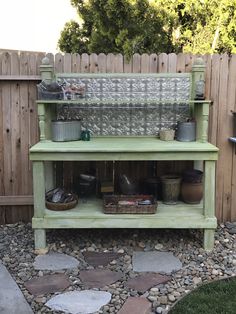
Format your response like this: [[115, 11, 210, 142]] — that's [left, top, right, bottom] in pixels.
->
[[51, 120, 81, 141], [176, 121, 196, 142]]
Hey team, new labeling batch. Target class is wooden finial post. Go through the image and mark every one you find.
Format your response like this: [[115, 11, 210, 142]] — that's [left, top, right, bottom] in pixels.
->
[[191, 57, 206, 100], [40, 57, 53, 83]]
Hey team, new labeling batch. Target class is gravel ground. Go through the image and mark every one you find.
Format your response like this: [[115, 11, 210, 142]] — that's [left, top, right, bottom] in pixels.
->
[[0, 223, 236, 314]]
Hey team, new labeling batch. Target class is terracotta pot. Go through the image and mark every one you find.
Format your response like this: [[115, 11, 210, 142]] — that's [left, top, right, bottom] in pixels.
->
[[181, 182, 203, 204], [183, 169, 203, 183], [161, 175, 182, 205]]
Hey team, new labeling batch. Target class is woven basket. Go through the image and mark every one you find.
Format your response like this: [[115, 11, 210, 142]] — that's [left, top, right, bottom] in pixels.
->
[[46, 195, 78, 211], [104, 195, 157, 214]]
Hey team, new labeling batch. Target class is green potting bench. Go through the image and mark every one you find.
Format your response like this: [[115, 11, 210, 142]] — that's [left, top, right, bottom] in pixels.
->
[[30, 57, 218, 253]]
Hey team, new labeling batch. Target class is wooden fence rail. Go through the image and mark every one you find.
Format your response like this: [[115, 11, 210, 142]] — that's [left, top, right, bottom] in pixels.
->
[[0, 51, 235, 223]]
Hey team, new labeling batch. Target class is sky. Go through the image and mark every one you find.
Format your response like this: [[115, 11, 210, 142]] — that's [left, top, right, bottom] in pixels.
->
[[0, 0, 78, 53]]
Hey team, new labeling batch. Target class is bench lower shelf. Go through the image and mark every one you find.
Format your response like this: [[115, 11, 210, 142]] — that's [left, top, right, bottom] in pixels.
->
[[32, 199, 217, 229]]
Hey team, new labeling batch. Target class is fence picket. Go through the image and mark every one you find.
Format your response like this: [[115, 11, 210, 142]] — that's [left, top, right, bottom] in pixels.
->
[[97, 53, 107, 73], [158, 53, 168, 73], [132, 53, 141, 73], [106, 53, 116, 73], [89, 53, 98, 73], [72, 53, 81, 73], [81, 53, 89, 73], [141, 53, 150, 73]]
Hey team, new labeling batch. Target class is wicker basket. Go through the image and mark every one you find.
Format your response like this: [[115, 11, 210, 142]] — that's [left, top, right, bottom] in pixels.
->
[[46, 195, 78, 211], [37, 84, 64, 100], [104, 195, 157, 214]]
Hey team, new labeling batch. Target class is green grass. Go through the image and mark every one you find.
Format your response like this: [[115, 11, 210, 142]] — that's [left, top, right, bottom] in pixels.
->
[[169, 277, 236, 314]]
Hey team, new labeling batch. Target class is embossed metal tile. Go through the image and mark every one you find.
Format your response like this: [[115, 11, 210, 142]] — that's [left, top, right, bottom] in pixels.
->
[[56, 76, 191, 135]]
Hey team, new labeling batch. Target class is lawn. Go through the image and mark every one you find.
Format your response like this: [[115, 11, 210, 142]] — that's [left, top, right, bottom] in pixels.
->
[[169, 277, 236, 314]]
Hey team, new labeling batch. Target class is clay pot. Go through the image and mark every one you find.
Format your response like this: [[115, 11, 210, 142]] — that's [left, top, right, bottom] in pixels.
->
[[183, 169, 203, 183], [181, 182, 203, 204], [161, 175, 182, 205]]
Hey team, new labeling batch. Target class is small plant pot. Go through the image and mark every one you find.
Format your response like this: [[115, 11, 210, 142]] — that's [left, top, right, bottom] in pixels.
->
[[161, 175, 182, 205], [176, 121, 196, 142], [181, 182, 203, 204], [159, 129, 175, 141]]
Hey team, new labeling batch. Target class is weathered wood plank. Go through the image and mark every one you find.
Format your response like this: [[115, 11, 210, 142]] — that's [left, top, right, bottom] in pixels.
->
[[106, 53, 116, 73], [10, 53, 21, 198], [97, 53, 107, 73], [2, 53, 12, 199], [89, 53, 99, 73], [158, 53, 168, 73], [168, 53, 177, 72], [54, 53, 64, 73], [79, 53, 89, 73], [228, 55, 236, 221], [132, 53, 141, 73], [216, 54, 232, 221], [0, 53, 5, 223], [0, 195, 33, 205], [124, 55, 132, 73], [114, 54, 123, 72], [64, 53, 72, 73], [71, 53, 80, 73], [141, 54, 150, 73], [209, 54, 220, 145]]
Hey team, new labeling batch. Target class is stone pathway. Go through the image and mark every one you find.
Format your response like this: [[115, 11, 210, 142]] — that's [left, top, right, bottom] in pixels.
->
[[0, 262, 33, 314], [28, 250, 182, 313], [1, 223, 236, 313]]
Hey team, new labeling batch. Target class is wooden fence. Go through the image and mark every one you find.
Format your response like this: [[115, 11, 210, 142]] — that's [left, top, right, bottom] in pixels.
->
[[0, 51, 235, 223]]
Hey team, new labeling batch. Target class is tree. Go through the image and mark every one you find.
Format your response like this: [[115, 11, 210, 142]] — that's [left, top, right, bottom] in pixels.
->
[[157, 0, 236, 54], [58, 0, 177, 56], [58, 0, 236, 55]]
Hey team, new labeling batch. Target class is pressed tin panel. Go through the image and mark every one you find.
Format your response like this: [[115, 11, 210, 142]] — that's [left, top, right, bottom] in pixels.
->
[[56, 75, 191, 135]]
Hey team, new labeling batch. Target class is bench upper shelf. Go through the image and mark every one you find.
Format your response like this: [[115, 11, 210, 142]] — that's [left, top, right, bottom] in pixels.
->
[[30, 137, 218, 161]]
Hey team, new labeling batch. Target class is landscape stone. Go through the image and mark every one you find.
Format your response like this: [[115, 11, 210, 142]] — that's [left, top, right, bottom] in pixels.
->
[[132, 251, 182, 274], [83, 252, 122, 267], [117, 297, 151, 314], [126, 273, 171, 293], [33, 252, 79, 270], [24, 274, 70, 296], [79, 269, 123, 288], [0, 262, 33, 314], [46, 290, 111, 314]]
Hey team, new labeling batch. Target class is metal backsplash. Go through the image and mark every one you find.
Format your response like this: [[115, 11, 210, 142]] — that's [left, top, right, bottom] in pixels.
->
[[56, 76, 191, 136]]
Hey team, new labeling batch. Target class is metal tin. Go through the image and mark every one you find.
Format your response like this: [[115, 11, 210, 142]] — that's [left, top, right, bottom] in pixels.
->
[[51, 120, 81, 141], [176, 121, 196, 142]]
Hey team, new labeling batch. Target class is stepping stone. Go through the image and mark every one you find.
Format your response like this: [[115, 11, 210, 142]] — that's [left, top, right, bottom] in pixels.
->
[[132, 251, 182, 274], [0, 262, 33, 314], [117, 297, 151, 314], [33, 252, 79, 271], [83, 252, 122, 267], [126, 273, 171, 293], [24, 274, 70, 296], [46, 290, 111, 314], [79, 269, 122, 288]]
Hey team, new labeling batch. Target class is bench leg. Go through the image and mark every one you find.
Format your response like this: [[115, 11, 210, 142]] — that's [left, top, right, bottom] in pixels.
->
[[34, 229, 48, 255], [204, 229, 215, 251]]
